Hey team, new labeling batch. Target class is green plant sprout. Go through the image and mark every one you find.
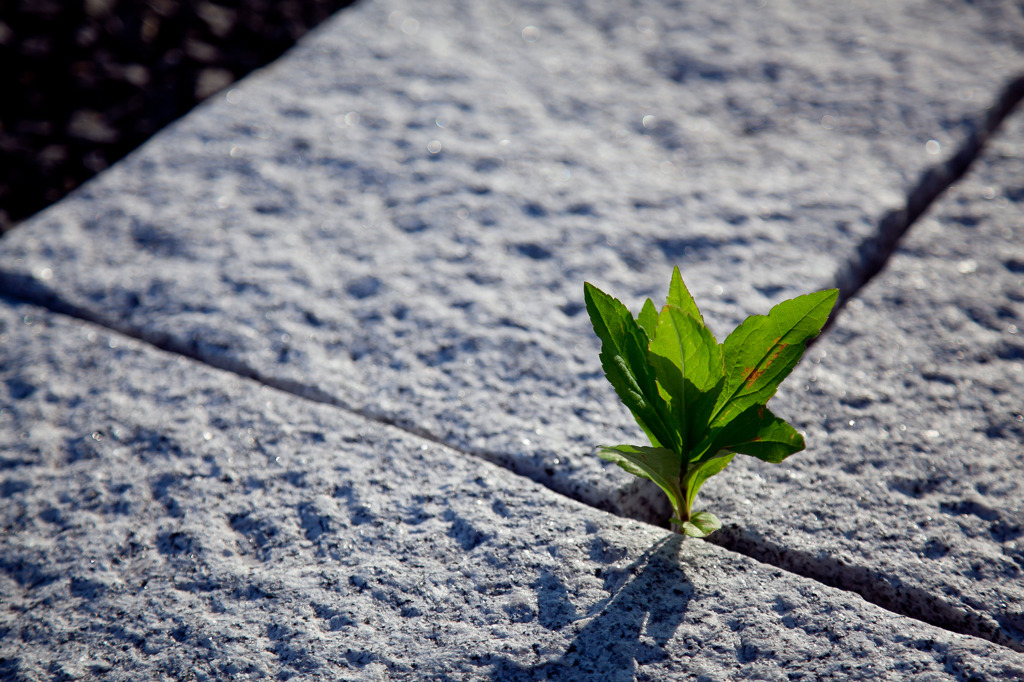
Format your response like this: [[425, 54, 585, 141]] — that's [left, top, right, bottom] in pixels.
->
[[584, 267, 838, 537]]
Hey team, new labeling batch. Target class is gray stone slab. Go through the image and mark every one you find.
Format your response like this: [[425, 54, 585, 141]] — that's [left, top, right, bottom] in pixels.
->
[[2, 300, 1024, 680], [703, 112, 1024, 649], [2, 0, 1024, 657]]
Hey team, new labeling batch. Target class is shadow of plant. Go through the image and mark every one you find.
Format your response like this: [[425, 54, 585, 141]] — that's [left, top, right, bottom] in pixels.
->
[[487, 533, 691, 681]]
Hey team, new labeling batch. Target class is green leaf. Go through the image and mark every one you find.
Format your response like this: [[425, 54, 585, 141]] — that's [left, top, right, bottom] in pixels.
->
[[711, 289, 838, 427], [647, 305, 724, 453], [700, 404, 804, 463], [638, 298, 658, 339], [681, 511, 723, 537], [667, 266, 705, 326], [649, 305, 722, 394], [585, 283, 677, 450], [599, 445, 683, 518], [682, 451, 734, 511]]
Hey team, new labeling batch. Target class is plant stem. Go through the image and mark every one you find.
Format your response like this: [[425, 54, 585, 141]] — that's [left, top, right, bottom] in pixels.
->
[[678, 462, 692, 523], [671, 464, 691, 534]]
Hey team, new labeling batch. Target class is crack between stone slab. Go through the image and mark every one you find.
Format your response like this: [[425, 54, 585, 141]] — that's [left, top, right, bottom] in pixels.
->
[[0, 272, 585, 514], [705, 525, 1024, 653], [0, 271, 468, 456], [816, 72, 1024, 341]]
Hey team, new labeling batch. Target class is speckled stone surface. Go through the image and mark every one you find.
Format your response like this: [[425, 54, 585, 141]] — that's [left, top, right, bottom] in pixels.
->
[[3, 0, 1024, 671], [2, 300, 1024, 680]]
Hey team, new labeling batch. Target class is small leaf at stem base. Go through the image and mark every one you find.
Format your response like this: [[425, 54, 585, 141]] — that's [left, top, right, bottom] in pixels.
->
[[680, 511, 722, 537]]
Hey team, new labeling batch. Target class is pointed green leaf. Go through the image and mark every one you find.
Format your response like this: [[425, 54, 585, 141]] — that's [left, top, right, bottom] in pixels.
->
[[711, 289, 838, 426], [700, 404, 805, 463], [638, 298, 658, 339], [585, 283, 676, 450], [667, 266, 705, 325], [648, 304, 724, 453], [599, 445, 684, 517], [682, 511, 722, 537], [649, 305, 722, 393]]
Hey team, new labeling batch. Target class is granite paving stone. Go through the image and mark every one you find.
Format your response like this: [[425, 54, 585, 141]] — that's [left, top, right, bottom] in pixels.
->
[[3, 0, 1024, 664], [2, 299, 1024, 680]]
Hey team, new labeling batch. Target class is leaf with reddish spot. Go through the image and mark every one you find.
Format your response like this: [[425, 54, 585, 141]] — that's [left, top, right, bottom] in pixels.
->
[[712, 289, 837, 428], [696, 404, 804, 463]]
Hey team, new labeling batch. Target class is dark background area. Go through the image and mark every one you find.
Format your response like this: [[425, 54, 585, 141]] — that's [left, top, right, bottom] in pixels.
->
[[0, 0, 357, 233]]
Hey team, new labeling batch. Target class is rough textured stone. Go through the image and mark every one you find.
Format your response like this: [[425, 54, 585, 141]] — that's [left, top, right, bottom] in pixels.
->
[[2, 300, 1024, 680], [2, 0, 1024, 662]]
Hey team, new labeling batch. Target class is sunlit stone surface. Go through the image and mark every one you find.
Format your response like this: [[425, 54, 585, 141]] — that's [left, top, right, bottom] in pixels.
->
[[2, 0, 1024, 674]]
